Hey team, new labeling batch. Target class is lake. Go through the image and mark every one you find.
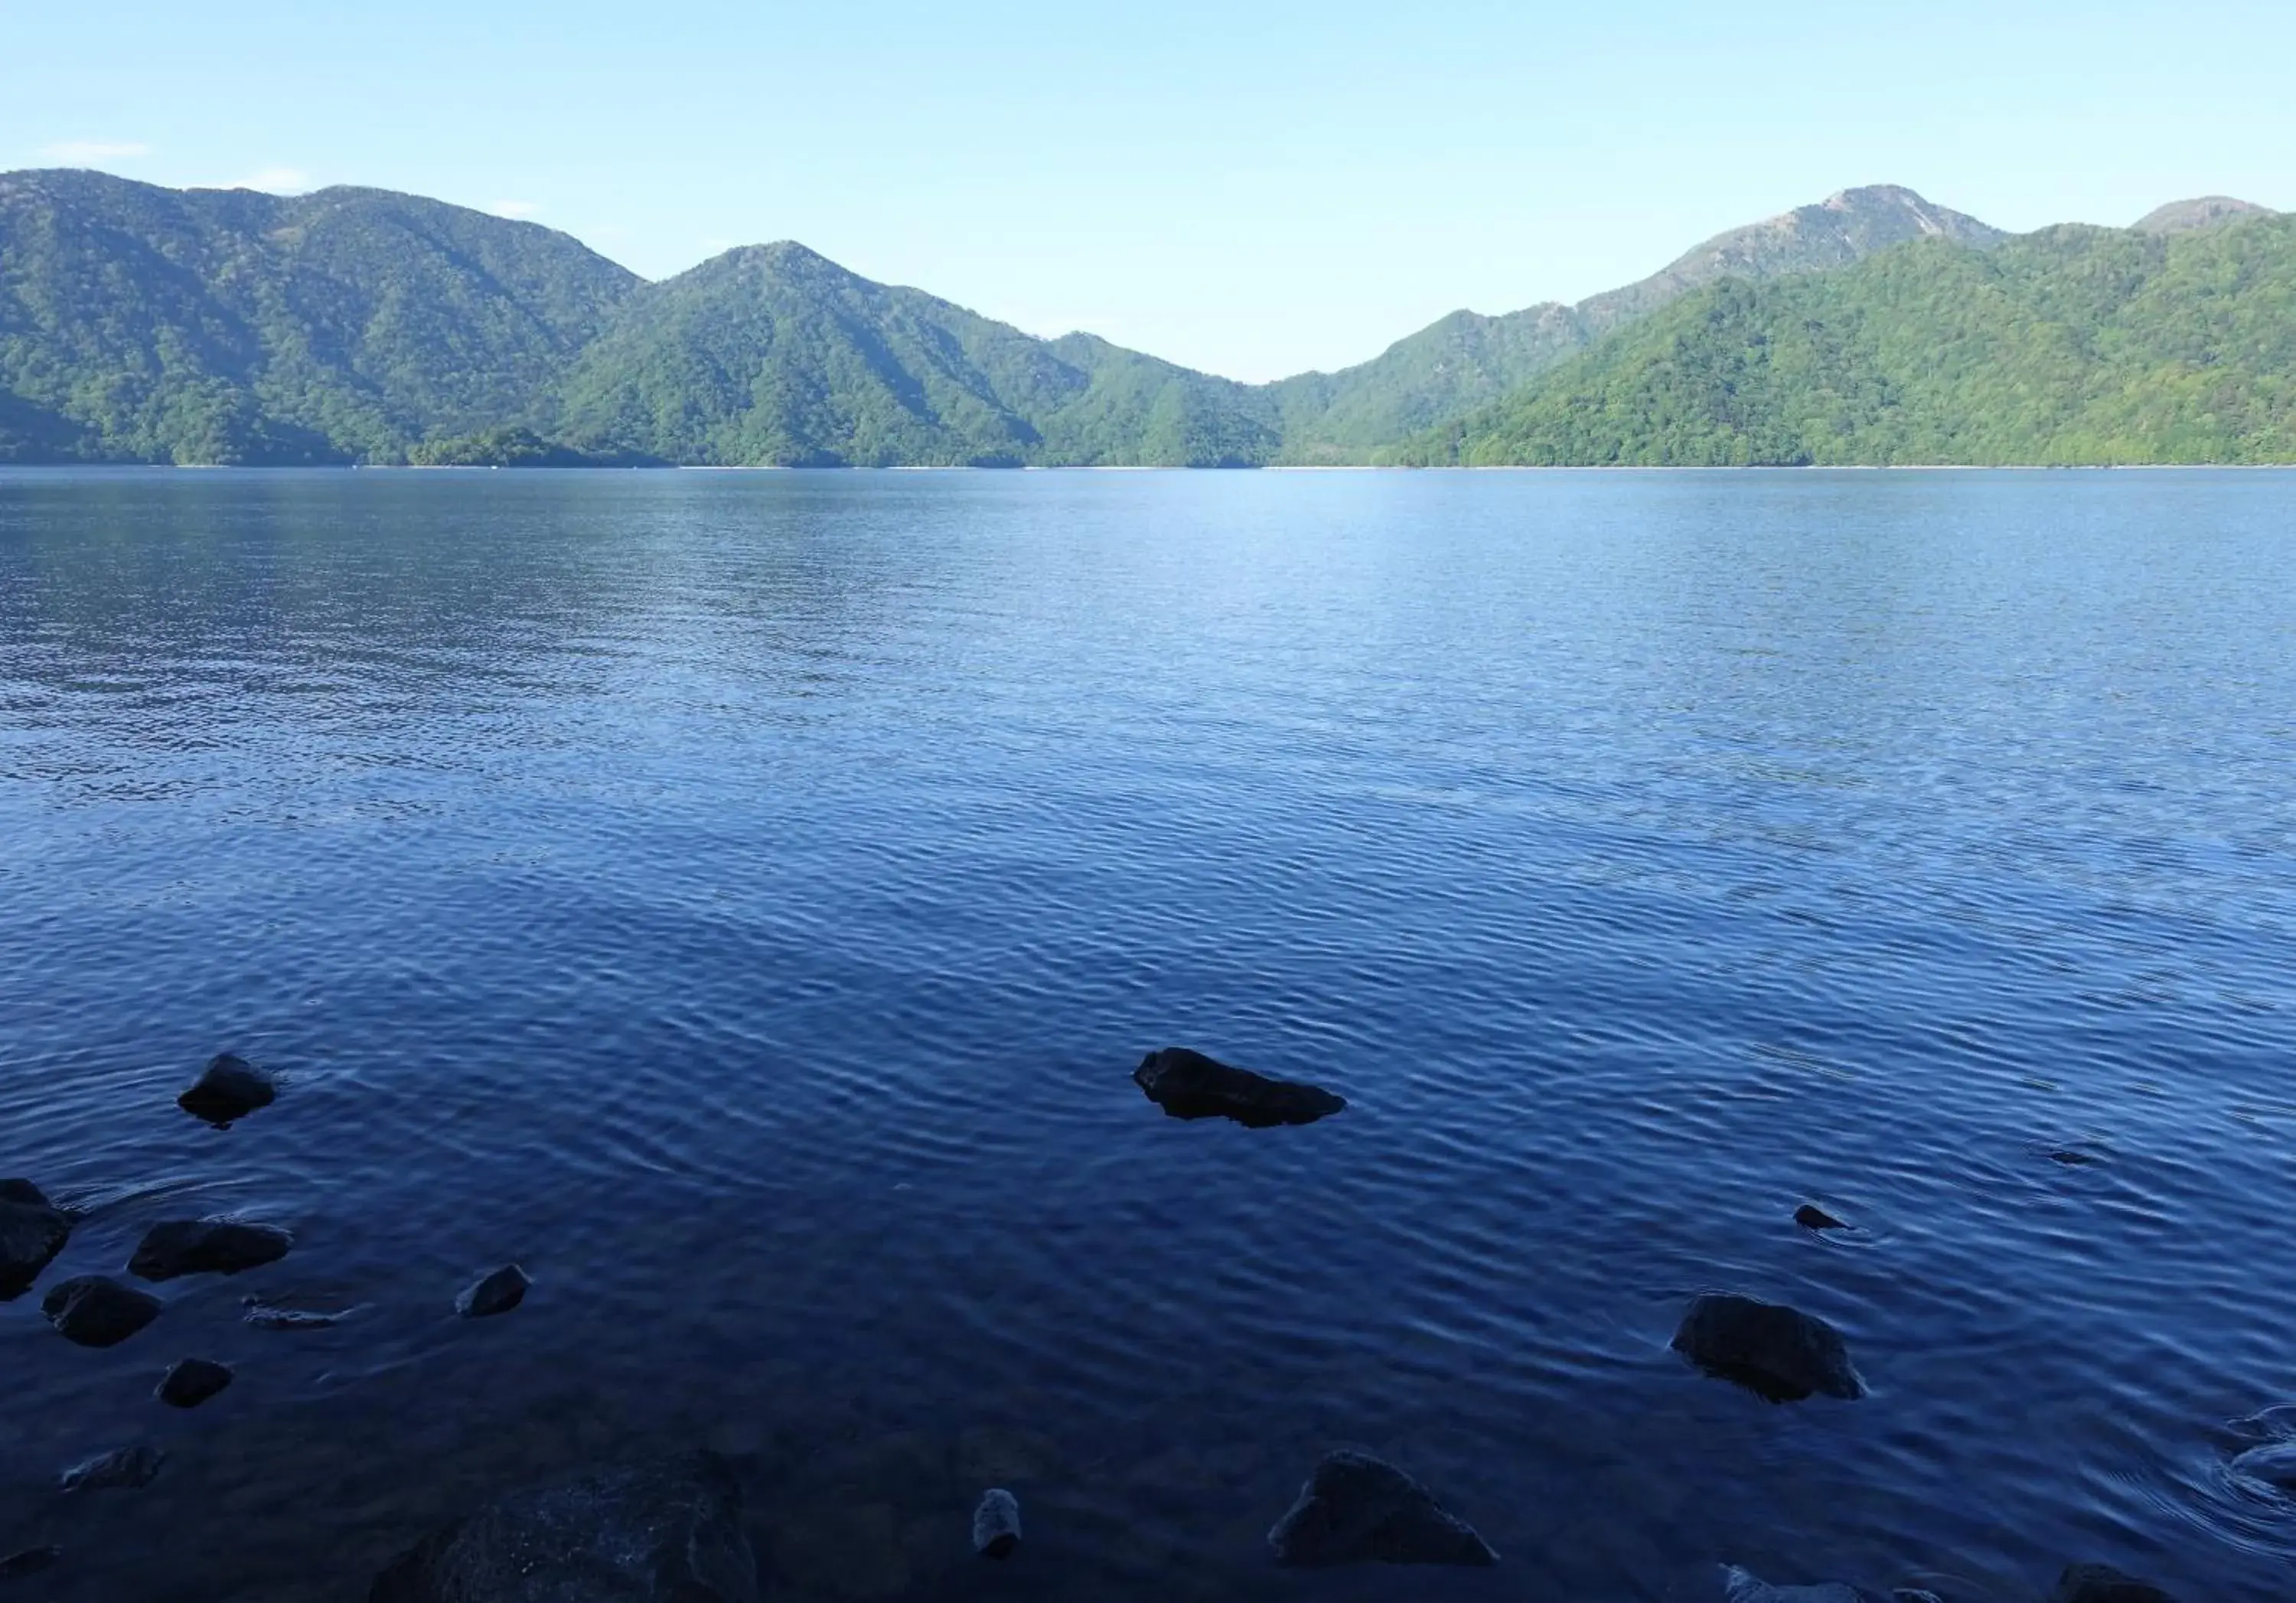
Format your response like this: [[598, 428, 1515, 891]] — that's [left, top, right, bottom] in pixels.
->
[[1, 467, 2291, 1602]]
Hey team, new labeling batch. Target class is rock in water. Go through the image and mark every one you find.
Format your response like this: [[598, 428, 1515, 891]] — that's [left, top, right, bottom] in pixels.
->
[[1722, 1566, 1939, 1603], [177, 1053, 276, 1125], [60, 1443, 165, 1492], [0, 1179, 73, 1300], [243, 1297, 359, 1330], [972, 1488, 1022, 1559], [157, 1357, 236, 1409], [0, 1546, 62, 1581], [455, 1264, 530, 1318], [1133, 1047, 1346, 1128], [369, 1451, 758, 1603], [1672, 1293, 1865, 1402], [1267, 1449, 1496, 1567], [2049, 1564, 2179, 1602], [1792, 1203, 1847, 1231], [129, 1218, 293, 1281], [42, 1276, 162, 1347]]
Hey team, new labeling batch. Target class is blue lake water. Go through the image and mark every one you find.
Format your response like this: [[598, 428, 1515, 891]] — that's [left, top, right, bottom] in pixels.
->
[[1, 467, 2292, 1601]]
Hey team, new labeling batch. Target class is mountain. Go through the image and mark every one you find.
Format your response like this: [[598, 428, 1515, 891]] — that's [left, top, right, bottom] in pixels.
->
[[0, 169, 638, 463], [1267, 185, 2005, 461], [2, 171, 2288, 467], [2132, 195, 2279, 234], [547, 241, 1277, 466], [1403, 211, 2296, 466]]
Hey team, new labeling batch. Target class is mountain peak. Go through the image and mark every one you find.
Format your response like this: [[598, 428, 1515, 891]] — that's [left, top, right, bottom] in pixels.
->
[[1572, 183, 2004, 336], [2132, 196, 2278, 234]]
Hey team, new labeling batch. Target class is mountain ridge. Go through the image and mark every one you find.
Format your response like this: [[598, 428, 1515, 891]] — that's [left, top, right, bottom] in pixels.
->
[[1400, 212, 2296, 467], [0, 171, 2284, 465]]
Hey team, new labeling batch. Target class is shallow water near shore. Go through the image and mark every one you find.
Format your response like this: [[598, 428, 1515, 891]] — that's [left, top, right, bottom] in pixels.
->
[[2, 466, 2293, 1601]]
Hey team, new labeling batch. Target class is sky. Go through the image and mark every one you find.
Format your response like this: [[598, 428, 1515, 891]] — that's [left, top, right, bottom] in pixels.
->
[[6, 0, 2293, 383]]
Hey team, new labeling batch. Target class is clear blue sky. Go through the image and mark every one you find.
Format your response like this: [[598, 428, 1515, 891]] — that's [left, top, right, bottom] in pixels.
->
[[7, 0, 2291, 382]]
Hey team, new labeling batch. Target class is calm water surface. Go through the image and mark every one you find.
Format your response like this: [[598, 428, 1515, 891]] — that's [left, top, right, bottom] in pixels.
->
[[2, 468, 2292, 1601]]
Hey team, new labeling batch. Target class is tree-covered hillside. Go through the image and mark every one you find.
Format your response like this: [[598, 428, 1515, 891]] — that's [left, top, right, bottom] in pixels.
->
[[1266, 185, 2005, 462], [1403, 214, 2296, 465], [2, 171, 2288, 467], [547, 243, 1279, 467], [0, 170, 638, 463]]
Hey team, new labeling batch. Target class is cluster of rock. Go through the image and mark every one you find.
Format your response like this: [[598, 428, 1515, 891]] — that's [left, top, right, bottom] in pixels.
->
[[1, 1043, 2228, 1597], [5, 1051, 535, 1579]]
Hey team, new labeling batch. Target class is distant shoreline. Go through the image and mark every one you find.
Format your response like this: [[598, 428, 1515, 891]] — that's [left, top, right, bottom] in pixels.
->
[[3, 461, 2290, 475]]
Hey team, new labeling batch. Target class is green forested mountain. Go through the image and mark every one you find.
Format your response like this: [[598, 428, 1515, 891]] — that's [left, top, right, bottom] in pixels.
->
[[1404, 213, 2296, 466], [1264, 185, 2005, 461], [2, 168, 2290, 466], [0, 169, 638, 463], [546, 241, 1278, 466]]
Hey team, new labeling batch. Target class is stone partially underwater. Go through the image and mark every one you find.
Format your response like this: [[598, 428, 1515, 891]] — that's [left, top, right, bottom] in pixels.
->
[[42, 1275, 162, 1347], [129, 1217, 294, 1281], [455, 1264, 530, 1318], [60, 1443, 165, 1493], [971, 1487, 1022, 1559], [1267, 1449, 1496, 1567], [369, 1451, 758, 1603], [177, 1053, 278, 1126], [1133, 1047, 1346, 1128], [1672, 1293, 1865, 1402], [0, 1179, 73, 1299], [1724, 1565, 1942, 1602], [2050, 1564, 2180, 1601]]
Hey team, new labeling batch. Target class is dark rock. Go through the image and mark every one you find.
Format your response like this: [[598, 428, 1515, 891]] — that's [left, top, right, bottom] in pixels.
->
[[1133, 1046, 1345, 1128], [129, 1217, 293, 1281], [60, 1443, 165, 1492], [369, 1450, 758, 1603], [972, 1488, 1021, 1559], [2049, 1564, 2179, 1602], [242, 1296, 359, 1330], [1672, 1293, 1864, 1402], [455, 1263, 530, 1318], [1267, 1449, 1496, 1567], [177, 1052, 276, 1125], [1793, 1203, 1847, 1231], [157, 1357, 235, 1409], [41, 1275, 161, 1347], [0, 1546, 61, 1582], [0, 1179, 72, 1300]]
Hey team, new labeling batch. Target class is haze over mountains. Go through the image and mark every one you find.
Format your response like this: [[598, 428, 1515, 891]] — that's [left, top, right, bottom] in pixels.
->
[[0, 169, 2286, 467]]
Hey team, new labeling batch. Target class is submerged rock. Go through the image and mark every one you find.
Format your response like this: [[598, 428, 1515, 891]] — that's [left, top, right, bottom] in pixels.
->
[[42, 1275, 161, 1347], [972, 1488, 1022, 1559], [1672, 1293, 1865, 1402], [129, 1217, 293, 1281], [455, 1264, 530, 1318], [60, 1443, 165, 1493], [2049, 1564, 2179, 1602], [0, 1546, 62, 1582], [0, 1179, 73, 1300], [369, 1450, 758, 1602], [1722, 1567, 1939, 1603], [157, 1357, 236, 1409], [1267, 1449, 1496, 1567], [178, 1053, 276, 1125], [242, 1295, 360, 1330], [1133, 1047, 1346, 1128], [1792, 1203, 1847, 1231]]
